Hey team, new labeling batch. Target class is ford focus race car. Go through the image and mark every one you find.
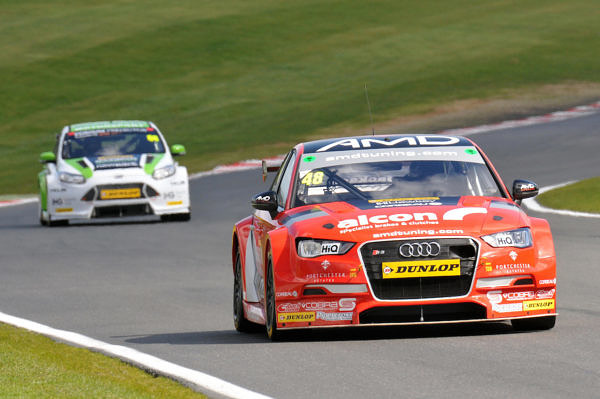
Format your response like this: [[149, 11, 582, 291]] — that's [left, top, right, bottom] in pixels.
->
[[38, 120, 190, 226], [232, 135, 557, 340]]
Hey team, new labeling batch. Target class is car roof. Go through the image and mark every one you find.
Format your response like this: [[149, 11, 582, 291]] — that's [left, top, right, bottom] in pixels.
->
[[301, 134, 473, 154]]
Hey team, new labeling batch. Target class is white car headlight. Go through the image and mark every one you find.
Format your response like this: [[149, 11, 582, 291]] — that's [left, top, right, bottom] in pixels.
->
[[297, 239, 354, 258], [482, 228, 532, 248], [153, 165, 176, 179], [59, 171, 86, 184]]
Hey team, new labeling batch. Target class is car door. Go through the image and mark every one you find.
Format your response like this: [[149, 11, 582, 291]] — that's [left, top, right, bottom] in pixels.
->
[[251, 149, 297, 303]]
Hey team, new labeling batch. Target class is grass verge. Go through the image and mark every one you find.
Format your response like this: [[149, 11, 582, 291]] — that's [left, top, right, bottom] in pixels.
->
[[537, 178, 600, 214], [0, 323, 207, 398], [2, 1, 600, 195]]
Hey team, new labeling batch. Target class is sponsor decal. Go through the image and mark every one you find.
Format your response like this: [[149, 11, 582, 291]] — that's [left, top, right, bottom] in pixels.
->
[[305, 272, 347, 282], [321, 260, 330, 270], [494, 263, 532, 274], [487, 291, 523, 313], [368, 197, 443, 209], [493, 303, 523, 313], [382, 259, 460, 279], [100, 188, 141, 200], [539, 278, 556, 285], [338, 298, 356, 311], [277, 303, 301, 312], [316, 312, 353, 321], [277, 298, 356, 313], [349, 267, 360, 278], [536, 289, 555, 299], [372, 249, 386, 256], [167, 201, 183, 206], [519, 183, 537, 192], [373, 229, 464, 239], [321, 243, 340, 254], [523, 299, 555, 311], [52, 198, 64, 205], [93, 155, 140, 169], [509, 251, 518, 261], [278, 312, 315, 323], [316, 136, 460, 152], [503, 291, 535, 301], [339, 208, 487, 234], [276, 290, 298, 298], [55, 208, 73, 213]]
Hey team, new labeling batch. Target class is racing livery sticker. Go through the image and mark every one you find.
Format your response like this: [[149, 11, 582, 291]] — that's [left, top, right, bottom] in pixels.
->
[[523, 299, 555, 311], [278, 312, 315, 322], [382, 259, 461, 279]]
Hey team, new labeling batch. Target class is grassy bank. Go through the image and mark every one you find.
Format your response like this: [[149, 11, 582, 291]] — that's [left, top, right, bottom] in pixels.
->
[[1, 0, 600, 195], [0, 323, 206, 398], [537, 178, 600, 214]]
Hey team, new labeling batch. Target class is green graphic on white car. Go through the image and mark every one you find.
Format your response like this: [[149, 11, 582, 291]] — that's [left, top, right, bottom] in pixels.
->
[[38, 120, 190, 226]]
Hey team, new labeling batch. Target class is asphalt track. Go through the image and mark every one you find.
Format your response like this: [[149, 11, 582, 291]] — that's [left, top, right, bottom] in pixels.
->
[[1, 113, 600, 399]]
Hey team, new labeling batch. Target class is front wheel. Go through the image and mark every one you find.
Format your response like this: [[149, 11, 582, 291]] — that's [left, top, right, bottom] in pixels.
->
[[265, 252, 283, 341], [233, 250, 253, 332], [511, 316, 556, 331]]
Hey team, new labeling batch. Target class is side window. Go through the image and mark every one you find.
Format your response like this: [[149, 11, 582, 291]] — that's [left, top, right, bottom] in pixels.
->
[[275, 150, 297, 209]]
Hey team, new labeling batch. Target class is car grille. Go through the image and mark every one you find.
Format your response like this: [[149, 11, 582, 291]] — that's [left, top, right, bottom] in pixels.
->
[[360, 238, 478, 300]]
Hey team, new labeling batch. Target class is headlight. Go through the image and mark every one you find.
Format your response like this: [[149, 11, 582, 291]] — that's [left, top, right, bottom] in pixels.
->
[[297, 239, 354, 258], [153, 165, 176, 179], [59, 171, 86, 184], [482, 228, 532, 248]]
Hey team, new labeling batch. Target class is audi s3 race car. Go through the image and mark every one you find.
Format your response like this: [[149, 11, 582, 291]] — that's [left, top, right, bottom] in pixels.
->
[[38, 120, 190, 226], [232, 134, 557, 340]]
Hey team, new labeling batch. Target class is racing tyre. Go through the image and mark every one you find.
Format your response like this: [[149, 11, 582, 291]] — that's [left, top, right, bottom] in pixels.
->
[[233, 250, 254, 332], [38, 197, 47, 226], [511, 316, 556, 331], [48, 218, 69, 227], [265, 252, 283, 341]]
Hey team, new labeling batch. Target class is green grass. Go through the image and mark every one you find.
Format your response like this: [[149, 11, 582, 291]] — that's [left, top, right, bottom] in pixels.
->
[[537, 178, 600, 214], [2, 0, 600, 195], [0, 323, 207, 398]]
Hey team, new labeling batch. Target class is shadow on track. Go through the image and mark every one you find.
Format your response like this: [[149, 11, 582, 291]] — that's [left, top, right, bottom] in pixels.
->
[[119, 321, 517, 345]]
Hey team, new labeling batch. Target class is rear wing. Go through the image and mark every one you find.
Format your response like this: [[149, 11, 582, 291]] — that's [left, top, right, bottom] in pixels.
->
[[262, 159, 282, 182]]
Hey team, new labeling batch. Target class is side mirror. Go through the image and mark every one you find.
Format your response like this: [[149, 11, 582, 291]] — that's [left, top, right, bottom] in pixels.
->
[[39, 151, 56, 163], [170, 144, 186, 156], [251, 191, 278, 218], [512, 179, 539, 201]]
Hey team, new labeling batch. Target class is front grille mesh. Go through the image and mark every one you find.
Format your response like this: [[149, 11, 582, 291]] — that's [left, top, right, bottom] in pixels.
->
[[360, 238, 478, 300]]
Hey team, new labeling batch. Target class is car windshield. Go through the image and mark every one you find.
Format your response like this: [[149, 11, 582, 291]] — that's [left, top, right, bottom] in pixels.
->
[[62, 130, 165, 159], [293, 149, 503, 207]]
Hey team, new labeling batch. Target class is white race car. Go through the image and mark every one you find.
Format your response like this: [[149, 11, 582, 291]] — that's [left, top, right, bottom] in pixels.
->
[[38, 120, 191, 226]]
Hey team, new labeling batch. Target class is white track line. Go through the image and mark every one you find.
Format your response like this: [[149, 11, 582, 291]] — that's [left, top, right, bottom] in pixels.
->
[[523, 182, 600, 218], [0, 311, 273, 399]]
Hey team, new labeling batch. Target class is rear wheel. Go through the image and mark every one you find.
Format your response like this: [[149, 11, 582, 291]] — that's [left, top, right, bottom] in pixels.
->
[[233, 250, 253, 332], [511, 316, 556, 331], [265, 252, 283, 341]]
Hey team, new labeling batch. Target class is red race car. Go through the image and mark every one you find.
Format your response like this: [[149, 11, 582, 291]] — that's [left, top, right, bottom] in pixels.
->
[[232, 135, 556, 340]]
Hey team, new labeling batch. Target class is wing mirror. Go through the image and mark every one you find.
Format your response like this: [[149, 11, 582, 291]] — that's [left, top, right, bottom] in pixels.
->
[[170, 144, 186, 156], [39, 151, 56, 163], [512, 179, 539, 202], [251, 191, 278, 218]]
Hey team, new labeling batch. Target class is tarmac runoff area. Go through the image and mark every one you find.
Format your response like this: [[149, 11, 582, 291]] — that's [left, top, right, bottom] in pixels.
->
[[0, 100, 599, 398]]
